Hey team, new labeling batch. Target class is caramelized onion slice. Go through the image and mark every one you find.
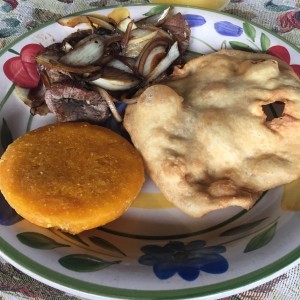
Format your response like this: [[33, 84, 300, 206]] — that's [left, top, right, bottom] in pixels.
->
[[94, 86, 122, 122], [89, 67, 140, 91], [59, 36, 105, 66], [57, 15, 114, 31], [146, 41, 180, 83], [142, 46, 166, 76], [126, 29, 158, 58], [136, 37, 171, 76], [117, 17, 137, 32], [36, 54, 102, 73], [107, 58, 134, 74]]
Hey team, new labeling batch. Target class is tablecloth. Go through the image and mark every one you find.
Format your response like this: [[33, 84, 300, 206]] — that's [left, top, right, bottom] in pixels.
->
[[0, 0, 299, 299]]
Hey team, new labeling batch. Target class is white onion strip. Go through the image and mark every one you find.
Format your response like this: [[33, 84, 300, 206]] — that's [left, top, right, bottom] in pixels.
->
[[146, 41, 180, 83], [94, 87, 123, 122]]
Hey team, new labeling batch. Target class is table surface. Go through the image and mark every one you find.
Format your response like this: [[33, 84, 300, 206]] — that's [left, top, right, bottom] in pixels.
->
[[0, 0, 299, 299]]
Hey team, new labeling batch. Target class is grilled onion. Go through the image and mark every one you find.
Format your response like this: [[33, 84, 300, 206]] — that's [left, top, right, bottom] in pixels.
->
[[89, 67, 140, 91], [146, 41, 180, 82], [57, 15, 114, 31], [59, 36, 105, 66], [36, 54, 102, 73]]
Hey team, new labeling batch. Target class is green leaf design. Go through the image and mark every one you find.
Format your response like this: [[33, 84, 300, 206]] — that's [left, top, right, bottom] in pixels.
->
[[59, 254, 120, 272], [260, 32, 271, 52], [220, 217, 268, 237], [3, 18, 20, 27], [89, 236, 126, 256], [229, 41, 253, 52], [244, 222, 277, 253], [143, 5, 169, 17], [1, 119, 13, 151], [62, 232, 89, 246], [8, 48, 20, 55], [17, 232, 70, 249], [0, 83, 16, 112], [243, 22, 256, 42]]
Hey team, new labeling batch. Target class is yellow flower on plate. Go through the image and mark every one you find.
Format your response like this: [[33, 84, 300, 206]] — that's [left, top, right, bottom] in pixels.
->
[[107, 7, 131, 24]]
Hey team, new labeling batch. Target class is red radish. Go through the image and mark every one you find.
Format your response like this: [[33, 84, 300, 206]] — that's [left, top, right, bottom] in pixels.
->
[[23, 61, 40, 83], [20, 43, 44, 64], [3, 44, 43, 88], [266, 45, 290, 64], [3, 57, 39, 88]]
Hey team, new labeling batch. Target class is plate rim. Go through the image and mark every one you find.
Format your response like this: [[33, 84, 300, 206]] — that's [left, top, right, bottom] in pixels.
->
[[1, 3, 300, 58], [0, 3, 300, 299], [0, 236, 299, 299]]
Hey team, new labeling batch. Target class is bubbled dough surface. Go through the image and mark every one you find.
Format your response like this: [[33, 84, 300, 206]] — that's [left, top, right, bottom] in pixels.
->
[[124, 49, 300, 217]]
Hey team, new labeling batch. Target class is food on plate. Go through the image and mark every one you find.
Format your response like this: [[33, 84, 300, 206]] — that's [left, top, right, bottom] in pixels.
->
[[44, 82, 110, 122], [0, 122, 144, 234], [124, 49, 300, 217], [8, 7, 191, 123]]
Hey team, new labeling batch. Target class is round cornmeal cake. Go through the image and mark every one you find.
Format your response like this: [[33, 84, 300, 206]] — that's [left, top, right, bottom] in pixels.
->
[[0, 122, 144, 234]]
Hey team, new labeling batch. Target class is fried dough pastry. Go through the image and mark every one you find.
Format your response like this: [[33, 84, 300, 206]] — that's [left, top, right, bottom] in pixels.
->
[[0, 122, 144, 233], [124, 49, 300, 217]]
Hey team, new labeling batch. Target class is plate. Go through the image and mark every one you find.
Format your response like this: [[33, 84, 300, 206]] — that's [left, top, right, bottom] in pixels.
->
[[0, 4, 299, 300]]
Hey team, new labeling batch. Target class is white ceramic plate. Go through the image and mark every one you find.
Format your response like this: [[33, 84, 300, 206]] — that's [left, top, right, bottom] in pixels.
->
[[0, 4, 299, 300]]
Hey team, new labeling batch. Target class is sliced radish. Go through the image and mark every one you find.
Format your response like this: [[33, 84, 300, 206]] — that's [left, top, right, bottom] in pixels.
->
[[23, 62, 40, 83], [20, 44, 44, 64], [3, 57, 39, 88]]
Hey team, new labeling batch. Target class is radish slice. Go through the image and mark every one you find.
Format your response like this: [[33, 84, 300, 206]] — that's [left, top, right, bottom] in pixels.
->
[[20, 44, 44, 64], [3, 57, 39, 88], [23, 62, 40, 83]]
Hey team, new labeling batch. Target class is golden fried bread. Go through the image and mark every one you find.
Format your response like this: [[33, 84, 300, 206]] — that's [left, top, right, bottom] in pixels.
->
[[0, 122, 144, 233], [124, 49, 300, 217]]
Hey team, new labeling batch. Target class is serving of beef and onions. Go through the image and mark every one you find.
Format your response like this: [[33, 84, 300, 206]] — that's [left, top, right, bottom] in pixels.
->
[[21, 7, 191, 123]]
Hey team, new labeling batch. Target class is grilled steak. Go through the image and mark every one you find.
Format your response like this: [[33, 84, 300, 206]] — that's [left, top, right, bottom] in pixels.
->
[[45, 83, 110, 123]]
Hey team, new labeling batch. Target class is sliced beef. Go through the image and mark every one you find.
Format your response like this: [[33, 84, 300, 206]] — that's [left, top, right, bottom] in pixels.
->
[[162, 13, 191, 53], [44, 83, 110, 123]]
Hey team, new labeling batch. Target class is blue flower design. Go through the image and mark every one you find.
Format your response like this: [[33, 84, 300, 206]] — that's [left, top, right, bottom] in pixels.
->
[[214, 21, 243, 37], [138, 240, 228, 281], [183, 14, 206, 28]]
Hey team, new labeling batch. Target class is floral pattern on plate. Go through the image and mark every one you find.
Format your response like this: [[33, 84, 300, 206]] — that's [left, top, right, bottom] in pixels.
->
[[0, 4, 299, 300]]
